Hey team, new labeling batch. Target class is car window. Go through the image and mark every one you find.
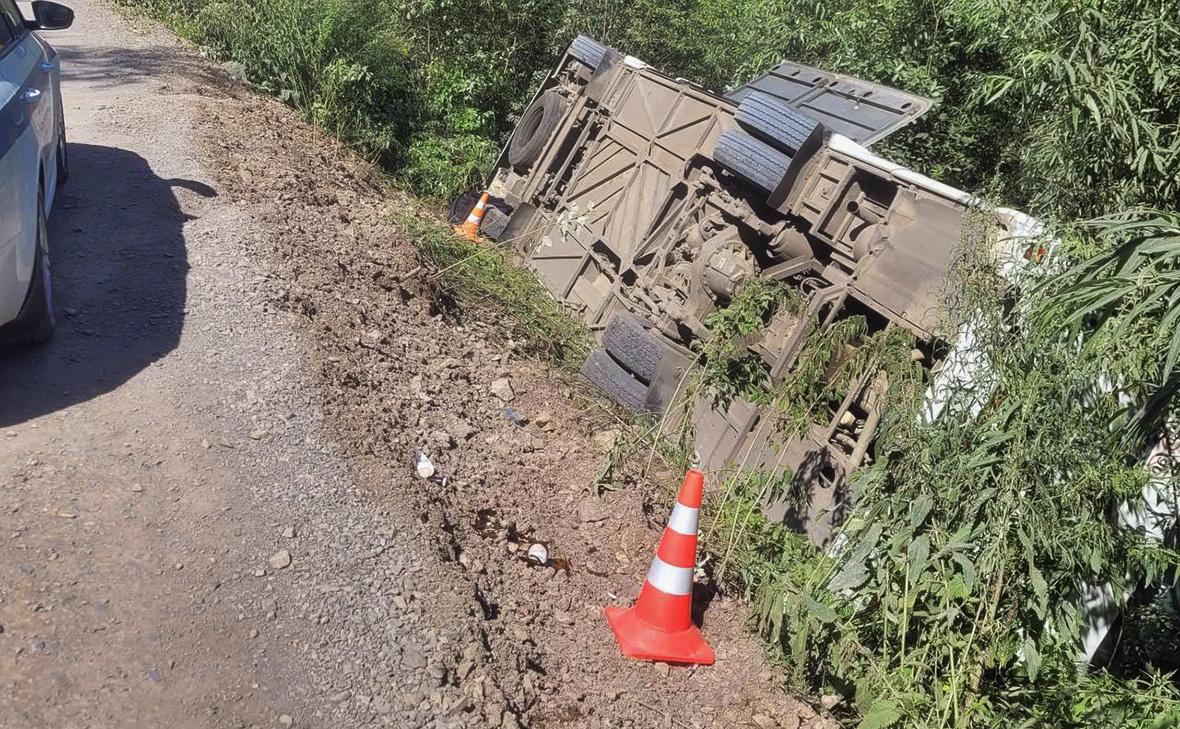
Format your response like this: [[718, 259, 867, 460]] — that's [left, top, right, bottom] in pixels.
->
[[0, 0, 23, 44]]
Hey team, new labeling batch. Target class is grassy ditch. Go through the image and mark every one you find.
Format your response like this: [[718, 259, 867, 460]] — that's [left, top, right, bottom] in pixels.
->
[[396, 213, 590, 372]]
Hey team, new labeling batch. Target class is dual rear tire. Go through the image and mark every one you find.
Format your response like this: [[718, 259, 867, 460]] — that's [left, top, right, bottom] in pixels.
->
[[581, 313, 684, 413], [715, 91, 826, 200]]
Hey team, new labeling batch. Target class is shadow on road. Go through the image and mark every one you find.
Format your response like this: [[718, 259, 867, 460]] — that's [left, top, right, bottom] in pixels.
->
[[0, 143, 215, 427]]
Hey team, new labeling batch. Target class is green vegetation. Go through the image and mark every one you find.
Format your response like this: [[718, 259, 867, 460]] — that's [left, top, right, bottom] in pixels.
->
[[119, 0, 572, 201], [697, 278, 797, 408], [398, 213, 589, 369], [121, 0, 1177, 219], [692, 212, 1180, 727]]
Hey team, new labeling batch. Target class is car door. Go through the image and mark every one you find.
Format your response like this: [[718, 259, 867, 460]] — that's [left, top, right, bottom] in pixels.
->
[[2, 1, 50, 149], [0, 3, 40, 326]]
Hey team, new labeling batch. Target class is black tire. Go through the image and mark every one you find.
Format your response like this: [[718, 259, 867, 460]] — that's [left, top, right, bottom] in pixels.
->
[[714, 129, 791, 195], [568, 35, 608, 70], [602, 313, 665, 384], [736, 91, 822, 154], [56, 120, 69, 186], [508, 90, 567, 172], [11, 192, 56, 346], [582, 349, 648, 411]]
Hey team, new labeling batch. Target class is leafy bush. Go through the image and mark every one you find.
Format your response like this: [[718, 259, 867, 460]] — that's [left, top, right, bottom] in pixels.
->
[[694, 212, 1180, 727], [128, 0, 1177, 215], [192, 0, 417, 165]]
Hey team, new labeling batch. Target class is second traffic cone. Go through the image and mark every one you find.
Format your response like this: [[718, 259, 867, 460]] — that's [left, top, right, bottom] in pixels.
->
[[454, 191, 490, 241], [605, 469, 715, 665]]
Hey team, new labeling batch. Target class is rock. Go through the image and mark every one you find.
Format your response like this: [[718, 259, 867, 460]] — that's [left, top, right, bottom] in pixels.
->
[[282, 525, 297, 539], [576, 498, 608, 524], [456, 660, 475, 680], [592, 429, 619, 453], [410, 374, 428, 400], [752, 714, 776, 728], [489, 377, 514, 403], [402, 691, 424, 708], [401, 646, 426, 669], [278, 714, 294, 727], [448, 419, 476, 441], [429, 430, 455, 450], [778, 714, 801, 729], [268, 550, 292, 570], [533, 412, 557, 432], [819, 695, 841, 711]]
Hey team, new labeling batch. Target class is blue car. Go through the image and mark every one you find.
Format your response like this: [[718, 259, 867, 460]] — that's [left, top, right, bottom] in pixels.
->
[[0, 0, 73, 345]]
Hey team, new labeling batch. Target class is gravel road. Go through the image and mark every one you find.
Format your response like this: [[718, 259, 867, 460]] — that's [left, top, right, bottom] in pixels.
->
[[0, 3, 822, 728]]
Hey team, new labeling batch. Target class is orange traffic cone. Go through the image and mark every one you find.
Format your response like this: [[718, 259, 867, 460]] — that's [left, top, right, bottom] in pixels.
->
[[605, 469, 715, 665], [454, 191, 490, 241]]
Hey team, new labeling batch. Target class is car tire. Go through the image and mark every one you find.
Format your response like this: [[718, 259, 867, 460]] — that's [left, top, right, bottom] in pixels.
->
[[602, 313, 665, 384], [568, 35, 608, 70], [508, 90, 567, 172], [714, 128, 792, 195], [56, 120, 69, 186], [13, 192, 56, 345], [582, 348, 649, 411], [736, 91, 823, 154]]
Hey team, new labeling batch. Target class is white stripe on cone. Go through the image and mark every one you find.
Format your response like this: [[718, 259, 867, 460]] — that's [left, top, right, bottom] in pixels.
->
[[645, 556, 693, 596], [666, 503, 699, 536], [466, 201, 487, 223]]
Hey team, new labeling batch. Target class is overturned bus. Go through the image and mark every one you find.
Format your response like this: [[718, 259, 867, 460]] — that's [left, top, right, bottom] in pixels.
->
[[479, 36, 1037, 544]]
